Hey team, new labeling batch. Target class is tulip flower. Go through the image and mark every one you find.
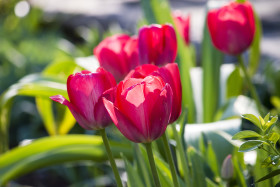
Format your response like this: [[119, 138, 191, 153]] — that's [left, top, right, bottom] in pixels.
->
[[173, 11, 190, 45], [138, 24, 177, 66], [125, 63, 182, 123], [50, 67, 116, 130], [103, 75, 173, 143], [94, 34, 140, 82], [207, 1, 255, 55]]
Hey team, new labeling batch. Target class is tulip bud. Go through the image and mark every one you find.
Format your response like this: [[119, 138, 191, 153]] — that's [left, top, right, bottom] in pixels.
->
[[221, 154, 234, 180], [138, 24, 177, 66], [94, 34, 140, 82], [173, 11, 191, 46], [207, 1, 255, 55], [125, 63, 182, 123], [50, 68, 116, 130], [103, 75, 173, 143]]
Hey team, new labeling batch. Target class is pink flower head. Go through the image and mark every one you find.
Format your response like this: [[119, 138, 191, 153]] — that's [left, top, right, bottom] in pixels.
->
[[207, 1, 255, 55], [50, 68, 116, 130], [138, 24, 177, 66], [94, 34, 140, 82], [173, 11, 191, 45], [103, 75, 173, 143], [125, 63, 182, 123]]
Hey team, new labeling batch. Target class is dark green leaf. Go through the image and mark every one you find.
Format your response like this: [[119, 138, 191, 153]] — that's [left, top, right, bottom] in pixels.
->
[[232, 130, 262, 140], [226, 66, 243, 99], [256, 169, 280, 183], [242, 114, 262, 130], [261, 155, 280, 168], [239, 140, 264, 152]]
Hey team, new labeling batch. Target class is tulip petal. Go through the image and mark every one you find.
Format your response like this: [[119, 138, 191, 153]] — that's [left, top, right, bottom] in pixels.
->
[[50, 95, 92, 130], [103, 98, 146, 142]]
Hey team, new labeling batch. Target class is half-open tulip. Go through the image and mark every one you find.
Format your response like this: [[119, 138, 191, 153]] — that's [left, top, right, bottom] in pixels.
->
[[94, 34, 139, 82], [138, 24, 177, 66], [125, 63, 182, 123], [207, 1, 255, 55], [173, 11, 191, 45], [50, 67, 116, 130], [103, 75, 173, 143]]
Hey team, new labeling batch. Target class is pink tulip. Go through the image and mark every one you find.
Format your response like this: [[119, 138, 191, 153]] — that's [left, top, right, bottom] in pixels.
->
[[207, 1, 255, 55], [94, 34, 140, 82], [125, 63, 182, 123], [103, 75, 173, 143], [50, 68, 116, 130], [138, 24, 177, 66], [173, 11, 191, 45]]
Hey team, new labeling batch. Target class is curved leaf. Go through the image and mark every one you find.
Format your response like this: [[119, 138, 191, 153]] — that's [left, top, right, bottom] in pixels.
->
[[232, 130, 262, 140], [0, 135, 132, 186], [256, 169, 280, 183], [242, 114, 262, 130], [239, 140, 264, 152]]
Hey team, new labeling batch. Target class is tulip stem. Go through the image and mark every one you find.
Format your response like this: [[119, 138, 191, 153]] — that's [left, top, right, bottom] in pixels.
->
[[100, 129, 123, 187], [171, 124, 191, 186], [144, 142, 161, 187], [162, 132, 180, 187], [237, 55, 264, 116]]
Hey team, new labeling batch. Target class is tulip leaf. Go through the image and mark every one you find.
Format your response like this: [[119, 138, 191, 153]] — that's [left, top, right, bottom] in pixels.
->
[[187, 146, 207, 187], [238, 140, 264, 152], [255, 169, 280, 183], [232, 130, 262, 140], [242, 114, 262, 130], [201, 17, 223, 123], [248, 10, 262, 77], [36, 97, 57, 135], [0, 74, 68, 153], [226, 66, 243, 99], [0, 135, 132, 186], [122, 155, 145, 187]]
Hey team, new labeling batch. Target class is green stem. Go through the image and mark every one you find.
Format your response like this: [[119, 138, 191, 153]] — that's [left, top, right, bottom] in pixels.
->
[[144, 142, 161, 187], [237, 55, 264, 116], [171, 124, 191, 186], [134, 144, 152, 187], [100, 129, 123, 187], [162, 132, 180, 187]]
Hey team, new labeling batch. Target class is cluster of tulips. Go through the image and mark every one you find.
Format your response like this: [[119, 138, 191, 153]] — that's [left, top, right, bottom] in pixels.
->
[[50, 0, 257, 186]]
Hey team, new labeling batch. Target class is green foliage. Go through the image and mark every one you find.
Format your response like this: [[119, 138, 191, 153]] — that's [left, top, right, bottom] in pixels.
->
[[0, 135, 132, 186], [233, 113, 280, 183]]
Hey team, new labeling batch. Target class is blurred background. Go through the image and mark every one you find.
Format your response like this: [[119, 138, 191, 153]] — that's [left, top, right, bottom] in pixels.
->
[[0, 0, 279, 186]]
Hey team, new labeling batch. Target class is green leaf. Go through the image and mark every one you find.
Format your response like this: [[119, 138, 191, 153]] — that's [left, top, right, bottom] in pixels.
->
[[264, 113, 270, 123], [207, 142, 220, 178], [36, 97, 57, 135], [248, 10, 262, 77], [0, 74, 68, 153], [256, 169, 280, 183], [202, 20, 223, 123], [259, 116, 265, 127], [232, 130, 262, 140], [242, 114, 262, 130], [226, 66, 243, 99], [188, 146, 207, 187], [239, 140, 264, 152], [264, 116, 278, 131], [122, 155, 145, 187], [266, 132, 280, 144], [261, 155, 280, 168], [0, 135, 132, 186]]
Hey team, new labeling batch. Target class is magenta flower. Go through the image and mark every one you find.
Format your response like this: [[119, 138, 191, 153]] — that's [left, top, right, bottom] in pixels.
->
[[173, 11, 191, 45], [103, 75, 173, 143], [94, 34, 140, 82], [125, 63, 182, 123], [50, 68, 116, 130], [138, 24, 177, 66], [207, 1, 255, 55]]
